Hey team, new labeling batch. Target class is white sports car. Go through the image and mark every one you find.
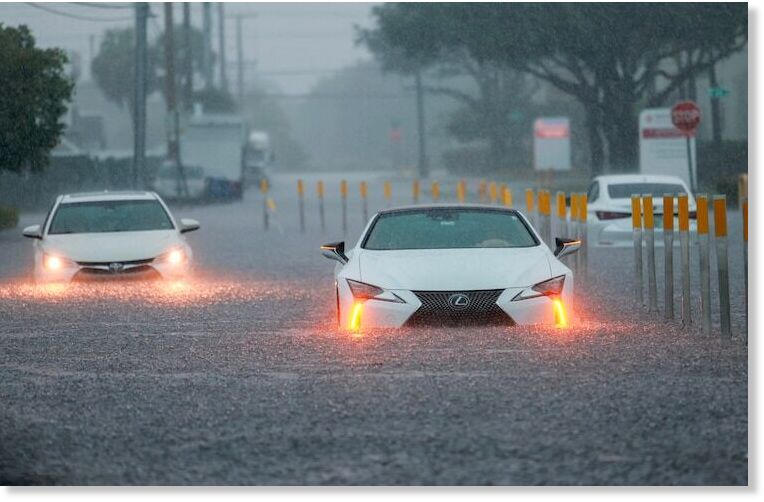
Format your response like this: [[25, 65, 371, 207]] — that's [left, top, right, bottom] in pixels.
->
[[586, 174, 697, 246], [22, 191, 199, 283], [321, 205, 579, 330]]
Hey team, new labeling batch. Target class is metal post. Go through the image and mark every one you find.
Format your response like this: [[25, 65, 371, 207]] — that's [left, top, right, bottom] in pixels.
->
[[570, 193, 579, 274], [643, 194, 658, 312], [742, 197, 748, 333], [217, 3, 228, 93], [164, 3, 187, 199], [236, 16, 243, 101], [714, 196, 731, 338], [412, 180, 420, 204], [360, 181, 368, 224], [631, 195, 643, 305], [297, 179, 305, 233], [414, 69, 429, 179], [525, 188, 535, 228], [384, 181, 392, 208], [432, 181, 440, 202], [663, 194, 675, 320], [317, 181, 325, 232], [697, 195, 711, 335], [340, 180, 347, 236], [678, 194, 691, 326], [182, 3, 193, 111], [580, 193, 588, 280], [260, 179, 269, 231], [132, 2, 148, 189], [202, 2, 213, 89], [556, 191, 567, 238]]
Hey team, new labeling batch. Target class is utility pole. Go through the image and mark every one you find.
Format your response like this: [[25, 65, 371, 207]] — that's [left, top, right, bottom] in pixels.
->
[[414, 69, 430, 179], [217, 3, 228, 93], [164, 3, 187, 198], [709, 63, 722, 145], [202, 2, 213, 89], [182, 2, 193, 111], [236, 16, 243, 101], [133, 2, 148, 189]]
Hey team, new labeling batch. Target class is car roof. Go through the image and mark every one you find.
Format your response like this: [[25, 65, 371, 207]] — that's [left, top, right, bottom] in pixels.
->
[[377, 203, 517, 215], [593, 174, 688, 185], [59, 191, 159, 204]]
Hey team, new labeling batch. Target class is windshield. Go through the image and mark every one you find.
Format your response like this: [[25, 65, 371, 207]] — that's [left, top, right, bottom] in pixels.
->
[[363, 208, 538, 250], [608, 183, 687, 199], [48, 200, 174, 234]]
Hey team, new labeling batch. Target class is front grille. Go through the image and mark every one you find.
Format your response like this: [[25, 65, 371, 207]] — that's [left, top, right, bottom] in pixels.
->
[[73, 265, 160, 281], [405, 289, 515, 327], [75, 258, 154, 267]]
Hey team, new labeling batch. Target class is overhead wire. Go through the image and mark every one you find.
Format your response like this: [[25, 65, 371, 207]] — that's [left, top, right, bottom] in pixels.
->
[[24, 2, 132, 22]]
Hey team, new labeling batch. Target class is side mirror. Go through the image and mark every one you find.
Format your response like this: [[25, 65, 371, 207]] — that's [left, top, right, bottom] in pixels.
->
[[320, 241, 348, 265], [554, 237, 581, 259], [180, 218, 200, 233], [22, 224, 42, 239]]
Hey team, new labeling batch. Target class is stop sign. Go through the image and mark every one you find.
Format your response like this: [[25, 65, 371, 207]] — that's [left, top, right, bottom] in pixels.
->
[[671, 101, 701, 134]]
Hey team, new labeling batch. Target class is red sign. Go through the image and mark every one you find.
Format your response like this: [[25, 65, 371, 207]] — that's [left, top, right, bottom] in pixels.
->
[[671, 101, 701, 133], [534, 120, 569, 139]]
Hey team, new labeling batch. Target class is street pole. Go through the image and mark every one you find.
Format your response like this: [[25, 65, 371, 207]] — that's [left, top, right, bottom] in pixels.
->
[[685, 135, 696, 194], [236, 16, 243, 102], [202, 2, 213, 89], [182, 2, 193, 112], [217, 3, 228, 93], [709, 63, 722, 146], [164, 3, 187, 198], [132, 2, 148, 190], [414, 69, 429, 179]]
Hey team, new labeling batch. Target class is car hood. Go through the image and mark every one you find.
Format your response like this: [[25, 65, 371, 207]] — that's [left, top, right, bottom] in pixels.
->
[[357, 247, 552, 290], [43, 230, 181, 262]]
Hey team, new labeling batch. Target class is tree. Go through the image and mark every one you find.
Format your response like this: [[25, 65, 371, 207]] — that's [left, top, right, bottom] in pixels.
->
[[362, 3, 747, 173], [0, 24, 73, 172], [91, 28, 158, 122], [152, 24, 212, 104]]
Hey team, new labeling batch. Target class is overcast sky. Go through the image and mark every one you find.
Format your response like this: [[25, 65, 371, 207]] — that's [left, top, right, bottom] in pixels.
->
[[0, 2, 377, 94]]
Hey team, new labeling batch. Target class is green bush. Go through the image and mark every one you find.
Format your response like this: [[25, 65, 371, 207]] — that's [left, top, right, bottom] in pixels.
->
[[0, 205, 19, 230]]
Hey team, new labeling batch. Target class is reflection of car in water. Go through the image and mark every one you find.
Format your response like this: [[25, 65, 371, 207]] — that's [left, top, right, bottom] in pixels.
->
[[22, 191, 199, 283], [586, 174, 697, 246], [321, 205, 579, 330], [243, 131, 274, 186]]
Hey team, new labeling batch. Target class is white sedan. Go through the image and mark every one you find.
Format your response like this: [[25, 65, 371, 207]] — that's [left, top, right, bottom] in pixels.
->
[[321, 205, 579, 330], [22, 191, 199, 283], [586, 174, 697, 246]]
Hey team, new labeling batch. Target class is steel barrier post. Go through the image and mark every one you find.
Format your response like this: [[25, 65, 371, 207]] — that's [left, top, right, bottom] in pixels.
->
[[360, 181, 368, 224], [678, 193, 691, 326], [340, 179, 348, 235], [632, 195, 643, 305], [697, 194, 712, 335], [663, 194, 675, 319], [297, 179, 305, 233], [714, 195, 731, 338], [643, 194, 658, 312]]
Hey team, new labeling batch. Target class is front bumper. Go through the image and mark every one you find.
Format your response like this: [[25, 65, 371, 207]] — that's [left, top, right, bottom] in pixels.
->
[[34, 259, 190, 284], [338, 283, 572, 329]]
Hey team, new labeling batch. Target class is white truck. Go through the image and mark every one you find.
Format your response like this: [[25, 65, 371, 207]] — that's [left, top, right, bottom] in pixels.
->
[[154, 113, 247, 201], [243, 130, 274, 186]]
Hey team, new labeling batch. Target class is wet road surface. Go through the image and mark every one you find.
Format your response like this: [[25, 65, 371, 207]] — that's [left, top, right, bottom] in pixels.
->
[[0, 173, 748, 485]]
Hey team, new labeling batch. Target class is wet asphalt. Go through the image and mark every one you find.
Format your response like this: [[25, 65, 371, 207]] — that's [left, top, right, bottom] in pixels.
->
[[0, 173, 748, 485]]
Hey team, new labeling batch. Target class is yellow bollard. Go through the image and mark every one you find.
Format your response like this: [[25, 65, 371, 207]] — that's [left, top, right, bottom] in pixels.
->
[[456, 180, 466, 203], [579, 193, 588, 278], [538, 190, 552, 246], [663, 194, 675, 319], [340, 179, 348, 235], [714, 195, 730, 337], [412, 180, 420, 204], [317, 180, 325, 231], [478, 180, 487, 202], [360, 181, 368, 223], [260, 178, 270, 230], [525, 188, 534, 214], [297, 179, 305, 233], [384, 181, 392, 207], [642, 194, 657, 311], [489, 181, 498, 204], [697, 194, 711, 334], [556, 191, 567, 237], [501, 184, 512, 208], [431, 181, 440, 202], [631, 195, 643, 304]]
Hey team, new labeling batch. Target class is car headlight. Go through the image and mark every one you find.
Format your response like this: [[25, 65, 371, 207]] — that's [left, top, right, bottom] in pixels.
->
[[43, 252, 76, 271], [512, 275, 565, 301], [155, 248, 186, 266], [346, 279, 404, 303]]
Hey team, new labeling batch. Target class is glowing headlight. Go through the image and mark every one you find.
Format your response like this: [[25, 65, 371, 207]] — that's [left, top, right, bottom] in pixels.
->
[[346, 279, 404, 303], [156, 248, 186, 266], [43, 253, 75, 271], [512, 275, 565, 301]]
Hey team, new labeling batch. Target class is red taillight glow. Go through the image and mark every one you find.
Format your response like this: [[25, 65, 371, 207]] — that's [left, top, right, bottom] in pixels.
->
[[553, 298, 568, 328], [350, 302, 363, 331], [595, 211, 631, 220]]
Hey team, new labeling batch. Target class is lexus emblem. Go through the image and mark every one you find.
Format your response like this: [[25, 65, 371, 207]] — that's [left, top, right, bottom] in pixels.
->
[[109, 262, 124, 274], [448, 293, 470, 310]]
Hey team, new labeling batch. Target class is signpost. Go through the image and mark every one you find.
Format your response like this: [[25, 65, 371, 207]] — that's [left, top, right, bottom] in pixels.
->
[[671, 101, 701, 192], [533, 117, 571, 171]]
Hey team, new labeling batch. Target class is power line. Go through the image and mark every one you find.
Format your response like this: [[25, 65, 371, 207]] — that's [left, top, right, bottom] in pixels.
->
[[24, 2, 132, 22]]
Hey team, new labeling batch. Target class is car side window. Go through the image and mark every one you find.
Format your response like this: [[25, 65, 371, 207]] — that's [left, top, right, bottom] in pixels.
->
[[587, 181, 600, 202]]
